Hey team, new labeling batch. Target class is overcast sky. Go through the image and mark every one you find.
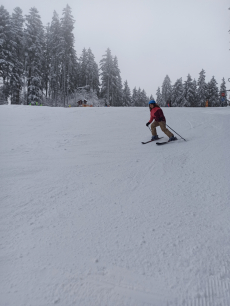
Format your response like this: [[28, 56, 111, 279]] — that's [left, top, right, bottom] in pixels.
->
[[2, 0, 230, 97]]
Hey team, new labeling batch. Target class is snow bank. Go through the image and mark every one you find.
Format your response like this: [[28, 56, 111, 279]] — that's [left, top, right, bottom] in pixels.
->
[[1, 105, 230, 306]]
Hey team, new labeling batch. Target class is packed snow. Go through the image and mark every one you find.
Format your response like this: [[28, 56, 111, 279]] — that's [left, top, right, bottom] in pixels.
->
[[1, 105, 230, 306]]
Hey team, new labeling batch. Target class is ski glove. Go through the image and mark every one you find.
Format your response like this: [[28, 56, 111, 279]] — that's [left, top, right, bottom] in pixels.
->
[[146, 122, 150, 127]]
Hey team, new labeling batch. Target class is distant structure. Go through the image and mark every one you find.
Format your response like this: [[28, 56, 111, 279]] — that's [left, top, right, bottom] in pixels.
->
[[77, 99, 93, 107]]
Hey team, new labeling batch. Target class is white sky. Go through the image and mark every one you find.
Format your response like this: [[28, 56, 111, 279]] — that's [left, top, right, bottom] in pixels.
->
[[2, 0, 230, 97]]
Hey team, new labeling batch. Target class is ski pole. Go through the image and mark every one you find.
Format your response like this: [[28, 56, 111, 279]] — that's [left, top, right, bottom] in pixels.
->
[[166, 124, 186, 141], [148, 126, 152, 134]]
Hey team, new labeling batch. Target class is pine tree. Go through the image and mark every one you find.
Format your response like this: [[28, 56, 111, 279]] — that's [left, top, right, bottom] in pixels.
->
[[192, 79, 198, 107], [79, 48, 99, 95], [197, 69, 207, 107], [172, 78, 187, 107], [49, 10, 62, 106], [43, 23, 52, 99], [85, 48, 94, 87], [131, 87, 138, 107], [91, 61, 100, 96], [100, 48, 113, 105], [111, 56, 123, 106], [156, 87, 163, 106], [183, 74, 197, 107], [0, 5, 12, 101], [87, 48, 99, 94], [207, 76, 219, 107], [100, 49, 123, 106], [133, 87, 148, 107], [79, 48, 88, 87], [219, 78, 227, 107], [24, 7, 44, 104], [123, 80, 131, 106], [140, 89, 148, 106], [136, 88, 141, 106], [161, 75, 172, 106], [10, 7, 24, 104], [60, 4, 77, 106]]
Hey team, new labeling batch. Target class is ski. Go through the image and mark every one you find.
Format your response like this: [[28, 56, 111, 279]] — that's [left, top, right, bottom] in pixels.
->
[[156, 139, 178, 145], [142, 137, 163, 144]]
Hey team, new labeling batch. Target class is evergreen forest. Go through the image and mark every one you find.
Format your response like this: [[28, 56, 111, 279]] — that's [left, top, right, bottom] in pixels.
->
[[0, 5, 228, 107]]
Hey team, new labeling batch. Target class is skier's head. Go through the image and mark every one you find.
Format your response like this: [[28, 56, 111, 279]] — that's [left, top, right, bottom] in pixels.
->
[[149, 100, 156, 105], [149, 100, 157, 110]]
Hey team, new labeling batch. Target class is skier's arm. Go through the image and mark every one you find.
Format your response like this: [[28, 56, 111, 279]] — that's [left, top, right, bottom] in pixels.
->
[[149, 113, 154, 123]]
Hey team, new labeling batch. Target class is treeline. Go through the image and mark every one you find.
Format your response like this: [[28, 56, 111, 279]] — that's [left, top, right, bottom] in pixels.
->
[[156, 70, 228, 107], [0, 5, 149, 107], [0, 5, 228, 107]]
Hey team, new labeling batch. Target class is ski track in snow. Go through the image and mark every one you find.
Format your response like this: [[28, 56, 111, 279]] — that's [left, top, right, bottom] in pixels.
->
[[0, 105, 230, 306]]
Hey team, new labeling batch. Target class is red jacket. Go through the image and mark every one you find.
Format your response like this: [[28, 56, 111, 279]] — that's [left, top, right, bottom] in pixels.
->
[[149, 106, 166, 123]]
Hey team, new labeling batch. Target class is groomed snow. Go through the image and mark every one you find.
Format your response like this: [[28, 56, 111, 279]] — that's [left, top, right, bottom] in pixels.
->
[[1, 105, 230, 306]]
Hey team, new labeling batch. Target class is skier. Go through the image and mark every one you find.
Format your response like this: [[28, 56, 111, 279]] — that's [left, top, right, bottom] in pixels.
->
[[146, 100, 177, 141]]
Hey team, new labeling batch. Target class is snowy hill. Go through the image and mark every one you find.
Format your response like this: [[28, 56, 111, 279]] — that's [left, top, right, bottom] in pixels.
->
[[1, 105, 230, 306]]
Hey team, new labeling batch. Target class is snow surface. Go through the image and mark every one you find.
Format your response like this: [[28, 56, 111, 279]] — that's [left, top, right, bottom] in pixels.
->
[[1, 105, 230, 306]]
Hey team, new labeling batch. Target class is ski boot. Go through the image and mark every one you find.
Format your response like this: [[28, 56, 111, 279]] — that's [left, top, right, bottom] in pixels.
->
[[168, 136, 177, 142], [151, 135, 159, 141]]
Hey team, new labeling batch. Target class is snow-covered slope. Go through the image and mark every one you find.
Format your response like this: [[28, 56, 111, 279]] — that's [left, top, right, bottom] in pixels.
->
[[1, 105, 230, 306]]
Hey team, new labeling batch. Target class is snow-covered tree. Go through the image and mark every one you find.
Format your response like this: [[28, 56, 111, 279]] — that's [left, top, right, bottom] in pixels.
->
[[123, 80, 131, 106], [43, 23, 52, 99], [60, 4, 77, 106], [91, 61, 100, 96], [79, 48, 88, 87], [133, 87, 148, 107], [207, 76, 219, 107], [192, 79, 198, 107], [10, 7, 24, 104], [79, 48, 99, 94], [131, 87, 138, 107], [172, 78, 187, 107], [136, 88, 142, 106], [141, 89, 148, 106], [0, 5, 12, 101], [24, 7, 44, 104], [161, 75, 172, 106], [111, 56, 123, 106], [156, 87, 163, 106], [87, 48, 100, 94], [100, 50, 123, 106], [197, 69, 207, 107], [183, 74, 197, 107], [49, 10, 62, 106], [100, 48, 114, 105], [219, 78, 227, 107]]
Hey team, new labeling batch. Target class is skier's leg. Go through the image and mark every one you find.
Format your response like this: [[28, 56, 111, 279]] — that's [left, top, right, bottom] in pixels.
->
[[159, 121, 174, 138], [151, 121, 159, 136]]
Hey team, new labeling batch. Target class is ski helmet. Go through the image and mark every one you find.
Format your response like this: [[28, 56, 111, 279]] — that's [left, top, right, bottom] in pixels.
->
[[148, 100, 156, 105]]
